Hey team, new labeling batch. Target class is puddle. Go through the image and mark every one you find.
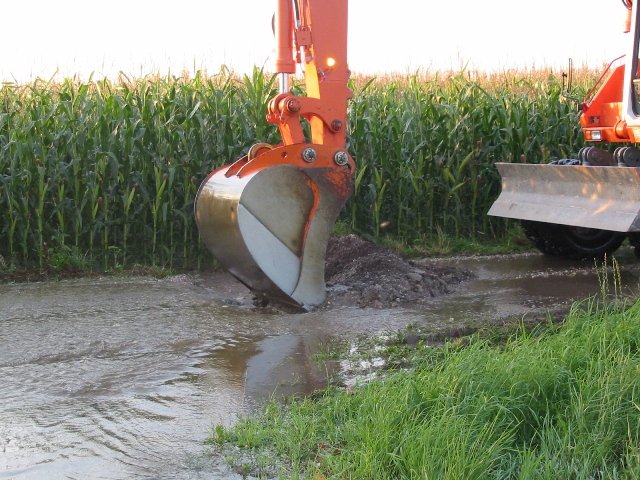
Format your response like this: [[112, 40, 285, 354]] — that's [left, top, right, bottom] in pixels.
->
[[1, 248, 639, 478]]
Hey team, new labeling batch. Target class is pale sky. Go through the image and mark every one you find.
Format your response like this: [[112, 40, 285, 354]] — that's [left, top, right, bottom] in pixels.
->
[[0, 0, 628, 82]]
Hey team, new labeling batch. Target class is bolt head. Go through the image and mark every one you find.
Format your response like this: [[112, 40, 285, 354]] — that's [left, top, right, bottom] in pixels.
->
[[302, 147, 317, 163], [286, 98, 301, 113], [334, 151, 349, 166]]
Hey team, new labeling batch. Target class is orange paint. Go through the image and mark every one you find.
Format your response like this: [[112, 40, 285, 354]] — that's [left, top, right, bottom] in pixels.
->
[[270, 0, 352, 151], [226, 0, 355, 191], [624, 0, 633, 32], [230, 144, 355, 179], [299, 174, 321, 260], [275, 0, 296, 74], [580, 61, 635, 142]]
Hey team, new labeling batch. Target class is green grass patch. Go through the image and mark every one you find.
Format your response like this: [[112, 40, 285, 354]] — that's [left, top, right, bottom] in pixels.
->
[[212, 298, 640, 479], [378, 223, 534, 258]]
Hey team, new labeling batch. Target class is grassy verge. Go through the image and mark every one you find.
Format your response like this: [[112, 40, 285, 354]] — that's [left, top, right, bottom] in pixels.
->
[[0, 249, 175, 282], [378, 223, 534, 258], [211, 297, 640, 479], [0, 220, 533, 283]]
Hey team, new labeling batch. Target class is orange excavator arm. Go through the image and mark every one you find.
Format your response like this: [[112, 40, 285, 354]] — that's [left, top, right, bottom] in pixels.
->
[[194, 0, 355, 310], [270, 0, 351, 148]]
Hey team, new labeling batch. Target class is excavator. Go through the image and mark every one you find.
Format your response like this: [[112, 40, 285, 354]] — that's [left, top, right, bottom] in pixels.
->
[[195, 0, 640, 310], [489, 0, 640, 259]]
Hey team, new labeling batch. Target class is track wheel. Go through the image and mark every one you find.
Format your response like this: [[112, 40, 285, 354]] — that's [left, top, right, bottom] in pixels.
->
[[520, 221, 625, 260]]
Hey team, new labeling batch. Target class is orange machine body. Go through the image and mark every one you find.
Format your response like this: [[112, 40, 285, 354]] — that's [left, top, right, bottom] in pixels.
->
[[579, 61, 634, 142], [580, 0, 640, 143]]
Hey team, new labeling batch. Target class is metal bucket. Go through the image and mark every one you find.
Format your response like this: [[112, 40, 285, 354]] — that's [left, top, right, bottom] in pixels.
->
[[195, 144, 354, 310]]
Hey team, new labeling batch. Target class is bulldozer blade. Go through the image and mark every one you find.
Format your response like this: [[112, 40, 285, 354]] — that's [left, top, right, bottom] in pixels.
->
[[195, 154, 353, 310], [488, 162, 640, 232]]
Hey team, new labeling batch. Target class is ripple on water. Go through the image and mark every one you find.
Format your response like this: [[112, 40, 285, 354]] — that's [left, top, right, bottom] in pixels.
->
[[2, 258, 638, 478]]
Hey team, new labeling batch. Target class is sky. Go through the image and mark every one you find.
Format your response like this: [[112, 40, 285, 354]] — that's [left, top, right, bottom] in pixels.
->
[[0, 0, 629, 82]]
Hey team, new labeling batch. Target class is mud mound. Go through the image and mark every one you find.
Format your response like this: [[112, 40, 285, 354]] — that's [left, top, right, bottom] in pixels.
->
[[323, 235, 474, 309]]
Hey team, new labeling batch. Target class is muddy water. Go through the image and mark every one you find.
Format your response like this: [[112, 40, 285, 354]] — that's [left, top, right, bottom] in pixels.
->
[[1, 250, 640, 479]]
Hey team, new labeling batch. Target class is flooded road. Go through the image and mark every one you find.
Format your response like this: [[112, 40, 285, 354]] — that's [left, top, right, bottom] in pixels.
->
[[1, 249, 640, 479]]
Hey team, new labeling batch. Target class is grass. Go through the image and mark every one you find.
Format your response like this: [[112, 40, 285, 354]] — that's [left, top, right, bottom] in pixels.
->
[[211, 292, 640, 479], [0, 67, 598, 271], [379, 224, 534, 258]]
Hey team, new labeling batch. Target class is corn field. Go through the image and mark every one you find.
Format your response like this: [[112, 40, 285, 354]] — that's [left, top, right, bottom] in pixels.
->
[[0, 68, 595, 271]]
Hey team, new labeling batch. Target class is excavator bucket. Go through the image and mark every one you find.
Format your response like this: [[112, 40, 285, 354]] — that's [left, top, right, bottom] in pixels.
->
[[195, 144, 354, 310], [488, 162, 640, 232]]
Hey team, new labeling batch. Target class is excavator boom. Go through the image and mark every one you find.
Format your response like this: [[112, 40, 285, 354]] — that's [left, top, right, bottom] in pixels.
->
[[195, 0, 354, 309]]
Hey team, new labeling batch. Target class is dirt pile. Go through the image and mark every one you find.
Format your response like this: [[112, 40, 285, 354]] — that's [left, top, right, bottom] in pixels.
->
[[323, 235, 473, 309]]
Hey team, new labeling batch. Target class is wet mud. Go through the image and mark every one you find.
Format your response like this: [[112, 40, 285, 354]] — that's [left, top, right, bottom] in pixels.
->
[[324, 235, 474, 308], [2, 243, 640, 479]]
